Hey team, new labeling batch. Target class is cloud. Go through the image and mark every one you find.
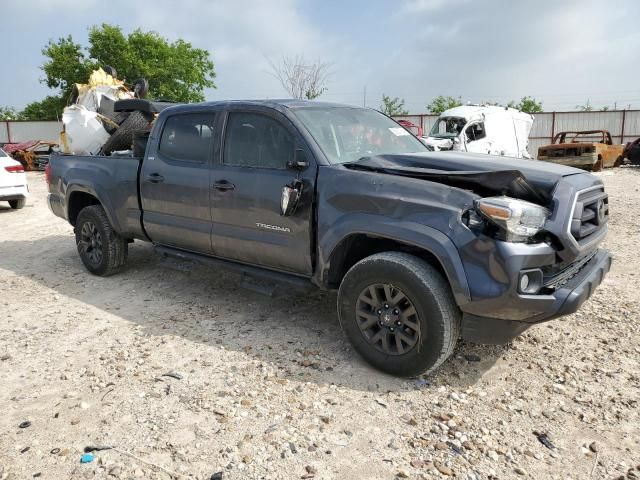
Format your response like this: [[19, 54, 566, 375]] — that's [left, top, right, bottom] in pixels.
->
[[0, 0, 639, 112], [124, 0, 339, 99], [398, 0, 471, 14]]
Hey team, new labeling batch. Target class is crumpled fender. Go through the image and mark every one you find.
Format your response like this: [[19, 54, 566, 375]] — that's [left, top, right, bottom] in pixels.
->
[[316, 213, 472, 306]]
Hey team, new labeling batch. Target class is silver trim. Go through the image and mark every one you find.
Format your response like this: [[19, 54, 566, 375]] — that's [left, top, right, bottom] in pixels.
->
[[565, 185, 608, 251]]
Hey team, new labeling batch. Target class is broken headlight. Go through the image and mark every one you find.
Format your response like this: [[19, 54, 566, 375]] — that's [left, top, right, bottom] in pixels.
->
[[475, 196, 550, 242]]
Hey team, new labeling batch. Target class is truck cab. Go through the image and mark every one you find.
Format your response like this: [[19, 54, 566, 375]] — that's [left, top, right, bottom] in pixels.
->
[[424, 105, 534, 159]]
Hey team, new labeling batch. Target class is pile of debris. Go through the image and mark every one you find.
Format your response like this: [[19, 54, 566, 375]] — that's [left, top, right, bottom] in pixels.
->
[[2, 141, 57, 171], [60, 67, 176, 156]]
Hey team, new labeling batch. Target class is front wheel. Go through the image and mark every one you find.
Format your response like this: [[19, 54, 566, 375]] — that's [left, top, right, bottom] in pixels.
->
[[75, 205, 128, 276], [338, 252, 460, 377]]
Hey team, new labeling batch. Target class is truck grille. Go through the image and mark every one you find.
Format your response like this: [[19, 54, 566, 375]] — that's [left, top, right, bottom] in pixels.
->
[[570, 187, 608, 242]]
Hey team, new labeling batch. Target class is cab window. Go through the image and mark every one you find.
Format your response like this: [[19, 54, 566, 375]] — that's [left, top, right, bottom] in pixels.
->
[[223, 112, 294, 169], [159, 113, 215, 162], [465, 122, 486, 142]]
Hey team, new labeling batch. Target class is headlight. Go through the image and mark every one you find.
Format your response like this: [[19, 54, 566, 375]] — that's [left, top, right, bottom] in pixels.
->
[[475, 196, 549, 242]]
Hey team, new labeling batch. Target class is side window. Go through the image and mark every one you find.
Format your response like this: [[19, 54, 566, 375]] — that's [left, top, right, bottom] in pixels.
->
[[224, 112, 294, 169], [158, 113, 215, 162], [465, 122, 486, 142]]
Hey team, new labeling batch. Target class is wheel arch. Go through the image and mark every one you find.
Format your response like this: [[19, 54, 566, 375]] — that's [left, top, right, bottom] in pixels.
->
[[320, 227, 471, 306], [66, 185, 120, 231]]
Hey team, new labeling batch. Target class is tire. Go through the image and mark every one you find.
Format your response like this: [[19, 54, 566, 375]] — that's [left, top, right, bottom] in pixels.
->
[[74, 205, 128, 276], [102, 111, 150, 155], [592, 157, 603, 172], [132, 78, 149, 98], [9, 198, 26, 209], [338, 252, 461, 377]]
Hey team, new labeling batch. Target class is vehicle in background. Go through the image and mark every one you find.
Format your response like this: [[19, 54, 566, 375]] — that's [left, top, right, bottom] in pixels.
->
[[537, 130, 624, 171], [2, 141, 58, 171], [47, 100, 611, 377], [423, 105, 534, 159], [396, 119, 423, 137], [622, 137, 640, 165], [0, 147, 28, 209]]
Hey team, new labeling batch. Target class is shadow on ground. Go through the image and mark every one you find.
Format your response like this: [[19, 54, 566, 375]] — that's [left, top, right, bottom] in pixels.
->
[[0, 234, 508, 392]]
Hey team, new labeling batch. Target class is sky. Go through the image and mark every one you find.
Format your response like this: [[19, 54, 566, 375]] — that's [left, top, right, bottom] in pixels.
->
[[1, 0, 639, 113]]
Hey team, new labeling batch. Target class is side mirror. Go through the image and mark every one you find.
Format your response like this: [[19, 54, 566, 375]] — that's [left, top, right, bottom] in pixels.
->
[[281, 181, 303, 216], [287, 148, 309, 171], [453, 137, 461, 145]]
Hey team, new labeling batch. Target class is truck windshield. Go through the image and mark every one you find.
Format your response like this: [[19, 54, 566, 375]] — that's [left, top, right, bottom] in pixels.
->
[[294, 107, 428, 164], [429, 117, 466, 139]]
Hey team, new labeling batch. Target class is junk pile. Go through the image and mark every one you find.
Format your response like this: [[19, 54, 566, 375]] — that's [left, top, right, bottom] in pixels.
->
[[2, 141, 58, 171], [60, 67, 176, 156]]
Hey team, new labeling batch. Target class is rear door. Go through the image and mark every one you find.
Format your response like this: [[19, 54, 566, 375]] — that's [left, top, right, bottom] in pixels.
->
[[140, 111, 217, 253], [210, 108, 316, 275]]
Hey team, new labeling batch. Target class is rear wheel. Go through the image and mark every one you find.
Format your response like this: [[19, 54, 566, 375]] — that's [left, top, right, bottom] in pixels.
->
[[337, 252, 460, 376], [592, 156, 604, 172], [75, 205, 128, 276], [9, 199, 25, 209]]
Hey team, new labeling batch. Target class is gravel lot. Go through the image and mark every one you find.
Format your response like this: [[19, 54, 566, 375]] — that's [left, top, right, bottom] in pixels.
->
[[1, 170, 638, 480]]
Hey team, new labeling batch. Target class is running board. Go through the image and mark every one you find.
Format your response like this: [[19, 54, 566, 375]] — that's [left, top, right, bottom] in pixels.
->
[[154, 245, 314, 293]]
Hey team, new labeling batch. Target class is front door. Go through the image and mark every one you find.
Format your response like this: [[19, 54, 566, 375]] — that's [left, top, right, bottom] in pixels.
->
[[210, 110, 316, 275], [463, 121, 492, 155], [140, 111, 216, 253]]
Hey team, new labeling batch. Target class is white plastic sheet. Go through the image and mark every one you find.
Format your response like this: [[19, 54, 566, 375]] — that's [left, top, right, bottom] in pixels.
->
[[61, 106, 110, 155]]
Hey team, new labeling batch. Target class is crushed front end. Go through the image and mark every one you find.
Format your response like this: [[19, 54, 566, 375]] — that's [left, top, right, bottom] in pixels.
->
[[457, 172, 611, 343]]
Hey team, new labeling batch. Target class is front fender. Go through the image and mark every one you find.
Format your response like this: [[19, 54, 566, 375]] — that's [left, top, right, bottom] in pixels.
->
[[317, 214, 471, 306]]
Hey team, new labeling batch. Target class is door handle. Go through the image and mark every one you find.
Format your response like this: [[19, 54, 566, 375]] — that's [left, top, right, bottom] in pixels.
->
[[212, 181, 235, 191], [146, 173, 164, 183]]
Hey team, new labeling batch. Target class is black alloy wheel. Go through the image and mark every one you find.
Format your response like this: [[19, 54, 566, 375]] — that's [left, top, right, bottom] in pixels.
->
[[78, 221, 104, 266], [356, 283, 420, 355]]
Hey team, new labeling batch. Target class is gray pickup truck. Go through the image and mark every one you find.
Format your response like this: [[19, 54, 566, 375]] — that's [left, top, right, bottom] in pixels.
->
[[47, 100, 611, 376]]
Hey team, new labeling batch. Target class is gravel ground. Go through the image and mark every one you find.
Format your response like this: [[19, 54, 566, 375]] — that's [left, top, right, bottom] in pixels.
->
[[0, 170, 638, 480]]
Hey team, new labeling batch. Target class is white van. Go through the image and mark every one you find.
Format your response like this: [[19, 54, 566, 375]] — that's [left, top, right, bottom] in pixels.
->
[[423, 105, 534, 159]]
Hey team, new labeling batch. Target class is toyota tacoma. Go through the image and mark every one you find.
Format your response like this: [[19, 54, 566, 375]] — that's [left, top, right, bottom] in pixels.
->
[[46, 100, 612, 376]]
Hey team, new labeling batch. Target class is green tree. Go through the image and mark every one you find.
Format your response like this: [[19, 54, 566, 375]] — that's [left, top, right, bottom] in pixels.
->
[[380, 94, 408, 116], [21, 96, 67, 121], [514, 96, 543, 113], [22, 24, 216, 120], [0, 107, 23, 120], [426, 95, 462, 114]]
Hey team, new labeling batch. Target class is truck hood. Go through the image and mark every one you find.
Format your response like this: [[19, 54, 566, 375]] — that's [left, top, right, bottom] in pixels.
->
[[343, 151, 587, 206]]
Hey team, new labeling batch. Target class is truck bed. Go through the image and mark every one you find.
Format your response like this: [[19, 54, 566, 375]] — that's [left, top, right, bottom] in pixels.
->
[[47, 153, 146, 239]]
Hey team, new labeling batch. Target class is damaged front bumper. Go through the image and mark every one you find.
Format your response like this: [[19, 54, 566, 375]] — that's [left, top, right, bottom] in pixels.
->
[[459, 244, 612, 344]]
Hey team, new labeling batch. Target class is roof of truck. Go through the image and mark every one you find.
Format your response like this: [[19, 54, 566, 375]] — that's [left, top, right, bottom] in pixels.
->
[[198, 99, 362, 110]]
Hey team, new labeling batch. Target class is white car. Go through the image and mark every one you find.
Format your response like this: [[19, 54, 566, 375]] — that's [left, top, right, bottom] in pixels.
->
[[0, 147, 28, 209]]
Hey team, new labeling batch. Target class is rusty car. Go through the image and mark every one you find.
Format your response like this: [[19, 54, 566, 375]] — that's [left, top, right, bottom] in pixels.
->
[[537, 130, 624, 171], [2, 140, 58, 171]]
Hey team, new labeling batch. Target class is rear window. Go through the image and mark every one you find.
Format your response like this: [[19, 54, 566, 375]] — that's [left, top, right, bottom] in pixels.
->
[[158, 113, 215, 163], [0, 148, 8, 157]]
